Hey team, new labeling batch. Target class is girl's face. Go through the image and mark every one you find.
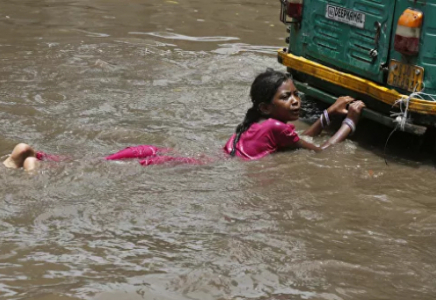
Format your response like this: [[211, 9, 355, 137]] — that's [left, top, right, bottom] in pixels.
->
[[264, 79, 301, 123]]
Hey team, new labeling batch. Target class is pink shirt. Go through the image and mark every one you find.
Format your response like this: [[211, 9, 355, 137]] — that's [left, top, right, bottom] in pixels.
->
[[224, 118, 300, 160]]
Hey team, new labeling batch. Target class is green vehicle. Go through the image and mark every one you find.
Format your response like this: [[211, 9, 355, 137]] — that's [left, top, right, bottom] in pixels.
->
[[278, 0, 436, 136]]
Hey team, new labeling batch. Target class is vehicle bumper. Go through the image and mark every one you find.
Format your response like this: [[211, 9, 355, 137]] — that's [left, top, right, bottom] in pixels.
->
[[278, 49, 436, 135]]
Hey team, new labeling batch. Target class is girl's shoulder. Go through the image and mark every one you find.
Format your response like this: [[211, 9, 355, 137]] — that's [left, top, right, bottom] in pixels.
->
[[259, 118, 296, 131]]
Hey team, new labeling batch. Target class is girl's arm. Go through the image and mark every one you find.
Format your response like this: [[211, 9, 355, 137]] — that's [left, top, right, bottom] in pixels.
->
[[303, 96, 355, 137], [298, 100, 365, 152], [301, 117, 324, 137]]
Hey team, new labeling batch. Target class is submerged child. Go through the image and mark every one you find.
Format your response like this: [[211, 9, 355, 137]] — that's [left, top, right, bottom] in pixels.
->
[[224, 69, 365, 157], [3, 69, 365, 171]]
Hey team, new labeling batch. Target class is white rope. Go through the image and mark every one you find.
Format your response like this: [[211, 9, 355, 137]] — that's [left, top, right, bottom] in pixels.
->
[[384, 84, 436, 165], [390, 84, 436, 131]]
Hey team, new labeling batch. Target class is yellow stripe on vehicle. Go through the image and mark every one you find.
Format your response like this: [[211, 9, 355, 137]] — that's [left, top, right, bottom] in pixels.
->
[[278, 49, 436, 115]]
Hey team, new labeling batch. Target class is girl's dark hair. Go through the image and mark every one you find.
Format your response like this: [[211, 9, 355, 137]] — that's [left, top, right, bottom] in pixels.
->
[[230, 68, 291, 156]]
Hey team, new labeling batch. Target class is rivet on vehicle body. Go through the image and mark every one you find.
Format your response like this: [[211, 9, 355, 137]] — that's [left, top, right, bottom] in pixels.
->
[[415, 69, 421, 75]]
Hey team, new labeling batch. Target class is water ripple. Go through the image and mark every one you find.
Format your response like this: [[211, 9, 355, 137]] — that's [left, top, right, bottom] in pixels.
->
[[129, 31, 239, 42]]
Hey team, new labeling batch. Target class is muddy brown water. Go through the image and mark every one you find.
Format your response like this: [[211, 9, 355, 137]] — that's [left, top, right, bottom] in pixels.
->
[[1, 1, 436, 300]]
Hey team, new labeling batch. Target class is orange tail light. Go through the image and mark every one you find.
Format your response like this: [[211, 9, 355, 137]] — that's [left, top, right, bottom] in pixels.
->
[[394, 8, 423, 56]]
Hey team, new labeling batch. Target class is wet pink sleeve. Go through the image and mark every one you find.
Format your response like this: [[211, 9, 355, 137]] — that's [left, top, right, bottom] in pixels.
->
[[275, 123, 300, 148]]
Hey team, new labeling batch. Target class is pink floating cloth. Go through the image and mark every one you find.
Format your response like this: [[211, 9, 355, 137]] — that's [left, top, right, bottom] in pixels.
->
[[139, 155, 204, 166], [35, 145, 206, 167], [105, 145, 169, 160], [106, 145, 204, 166]]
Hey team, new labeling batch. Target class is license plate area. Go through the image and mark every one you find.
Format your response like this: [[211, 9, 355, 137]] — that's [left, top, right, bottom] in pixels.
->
[[387, 60, 424, 92]]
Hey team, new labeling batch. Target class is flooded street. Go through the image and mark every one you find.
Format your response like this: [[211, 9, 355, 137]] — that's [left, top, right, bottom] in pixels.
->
[[1, 1, 436, 299]]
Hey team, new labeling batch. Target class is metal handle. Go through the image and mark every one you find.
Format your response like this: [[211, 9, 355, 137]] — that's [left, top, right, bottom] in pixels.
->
[[369, 21, 381, 59]]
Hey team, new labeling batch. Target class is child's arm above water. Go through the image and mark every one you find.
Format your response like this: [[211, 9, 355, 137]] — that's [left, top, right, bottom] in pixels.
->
[[297, 100, 365, 152], [302, 96, 355, 137]]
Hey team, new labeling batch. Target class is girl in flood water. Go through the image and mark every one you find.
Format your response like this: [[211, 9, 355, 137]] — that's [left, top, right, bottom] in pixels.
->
[[3, 69, 365, 171], [223, 68, 365, 158]]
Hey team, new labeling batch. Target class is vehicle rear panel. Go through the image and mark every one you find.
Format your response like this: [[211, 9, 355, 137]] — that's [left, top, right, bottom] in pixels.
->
[[290, 0, 396, 83]]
